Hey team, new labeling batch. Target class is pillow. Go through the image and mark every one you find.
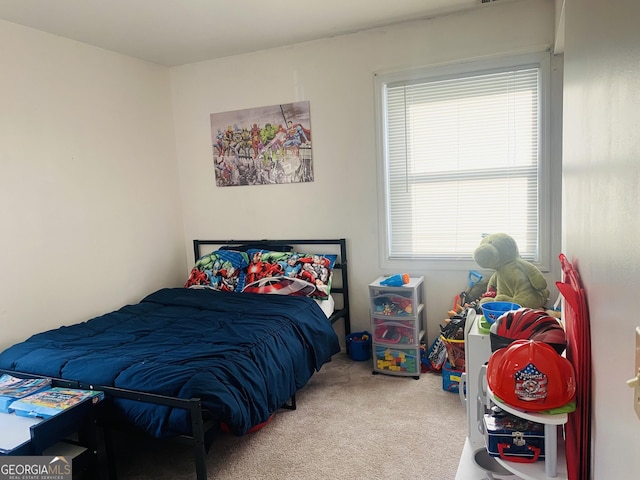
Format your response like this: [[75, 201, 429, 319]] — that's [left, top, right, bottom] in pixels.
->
[[242, 249, 337, 299], [184, 250, 249, 292]]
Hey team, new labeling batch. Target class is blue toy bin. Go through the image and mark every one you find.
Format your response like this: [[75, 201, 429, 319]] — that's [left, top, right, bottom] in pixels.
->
[[346, 331, 372, 361], [480, 301, 521, 324]]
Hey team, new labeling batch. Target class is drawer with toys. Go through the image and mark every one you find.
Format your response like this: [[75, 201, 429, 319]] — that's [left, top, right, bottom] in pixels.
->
[[370, 292, 422, 320], [368, 276, 423, 320], [372, 344, 421, 377], [372, 318, 420, 346]]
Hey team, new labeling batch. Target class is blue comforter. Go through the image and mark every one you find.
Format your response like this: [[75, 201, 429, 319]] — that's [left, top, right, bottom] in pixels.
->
[[0, 288, 340, 437]]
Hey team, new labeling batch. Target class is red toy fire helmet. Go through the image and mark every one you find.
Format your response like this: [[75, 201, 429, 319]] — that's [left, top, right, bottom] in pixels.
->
[[489, 308, 567, 354], [487, 339, 576, 411]]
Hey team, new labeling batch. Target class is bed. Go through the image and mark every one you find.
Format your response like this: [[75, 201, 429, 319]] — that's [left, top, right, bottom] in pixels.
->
[[0, 238, 350, 479]]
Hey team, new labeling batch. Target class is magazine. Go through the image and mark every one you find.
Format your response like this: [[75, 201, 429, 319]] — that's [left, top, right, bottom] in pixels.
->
[[0, 374, 52, 413], [9, 387, 104, 419]]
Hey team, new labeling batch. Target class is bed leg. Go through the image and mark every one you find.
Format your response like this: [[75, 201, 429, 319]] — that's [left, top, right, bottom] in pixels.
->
[[193, 441, 207, 480], [190, 399, 208, 480], [101, 425, 118, 480], [281, 394, 297, 410], [344, 314, 351, 336]]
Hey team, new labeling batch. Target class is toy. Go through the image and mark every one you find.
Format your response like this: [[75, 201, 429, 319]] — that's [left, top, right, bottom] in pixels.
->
[[375, 347, 417, 373], [380, 273, 410, 287], [473, 233, 549, 309], [374, 296, 412, 315], [374, 324, 414, 344], [448, 270, 488, 318]]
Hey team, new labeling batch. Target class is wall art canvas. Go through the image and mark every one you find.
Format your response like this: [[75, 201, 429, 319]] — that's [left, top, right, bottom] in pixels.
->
[[210, 101, 313, 186]]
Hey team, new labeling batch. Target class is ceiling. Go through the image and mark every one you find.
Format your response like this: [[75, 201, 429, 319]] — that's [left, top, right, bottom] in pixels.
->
[[0, 0, 495, 66]]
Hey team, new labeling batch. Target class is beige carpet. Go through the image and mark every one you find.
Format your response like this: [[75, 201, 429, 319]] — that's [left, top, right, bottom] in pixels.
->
[[114, 353, 467, 479]]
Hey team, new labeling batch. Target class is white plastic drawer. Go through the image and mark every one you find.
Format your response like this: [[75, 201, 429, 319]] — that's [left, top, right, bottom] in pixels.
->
[[369, 292, 419, 318], [372, 344, 420, 376], [372, 317, 420, 345]]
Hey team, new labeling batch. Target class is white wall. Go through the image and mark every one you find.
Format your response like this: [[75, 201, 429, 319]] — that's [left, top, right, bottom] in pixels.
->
[[0, 20, 186, 349], [563, 0, 640, 477], [170, 0, 557, 343]]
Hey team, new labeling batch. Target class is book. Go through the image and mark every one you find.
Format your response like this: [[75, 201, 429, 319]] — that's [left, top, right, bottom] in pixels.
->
[[9, 387, 104, 419], [0, 374, 52, 413]]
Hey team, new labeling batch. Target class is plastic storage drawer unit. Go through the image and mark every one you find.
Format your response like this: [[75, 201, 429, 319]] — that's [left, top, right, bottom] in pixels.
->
[[369, 276, 425, 379]]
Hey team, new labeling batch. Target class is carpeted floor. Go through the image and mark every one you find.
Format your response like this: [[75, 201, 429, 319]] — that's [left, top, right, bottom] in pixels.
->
[[113, 353, 467, 479]]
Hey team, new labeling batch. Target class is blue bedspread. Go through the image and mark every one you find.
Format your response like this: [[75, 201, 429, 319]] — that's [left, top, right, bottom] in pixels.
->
[[0, 288, 340, 437]]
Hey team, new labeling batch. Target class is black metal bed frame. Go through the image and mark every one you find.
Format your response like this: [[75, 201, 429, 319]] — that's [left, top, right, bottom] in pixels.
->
[[2, 239, 350, 480]]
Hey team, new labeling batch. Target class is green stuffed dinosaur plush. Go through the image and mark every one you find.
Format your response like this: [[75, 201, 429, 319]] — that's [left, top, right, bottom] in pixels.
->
[[473, 233, 549, 309]]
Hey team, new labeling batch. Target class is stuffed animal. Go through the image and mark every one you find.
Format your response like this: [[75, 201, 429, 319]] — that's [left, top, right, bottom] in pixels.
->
[[473, 233, 549, 309]]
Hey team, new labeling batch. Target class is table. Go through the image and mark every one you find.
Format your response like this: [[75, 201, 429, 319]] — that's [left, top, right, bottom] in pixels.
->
[[0, 387, 109, 479]]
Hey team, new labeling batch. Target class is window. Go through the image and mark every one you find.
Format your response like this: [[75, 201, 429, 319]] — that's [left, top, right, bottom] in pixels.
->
[[375, 53, 551, 269]]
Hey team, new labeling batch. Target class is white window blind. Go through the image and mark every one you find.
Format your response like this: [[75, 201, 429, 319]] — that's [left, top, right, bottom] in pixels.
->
[[379, 58, 547, 262]]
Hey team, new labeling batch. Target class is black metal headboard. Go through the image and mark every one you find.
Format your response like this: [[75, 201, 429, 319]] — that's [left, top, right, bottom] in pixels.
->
[[192, 239, 350, 335]]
